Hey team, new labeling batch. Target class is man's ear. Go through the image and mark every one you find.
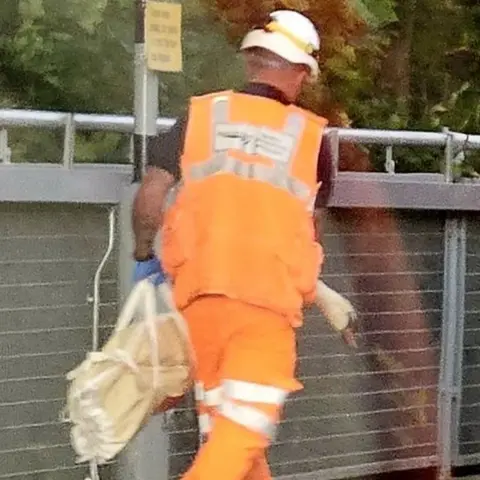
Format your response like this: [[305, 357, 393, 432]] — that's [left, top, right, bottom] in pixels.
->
[[295, 68, 309, 84]]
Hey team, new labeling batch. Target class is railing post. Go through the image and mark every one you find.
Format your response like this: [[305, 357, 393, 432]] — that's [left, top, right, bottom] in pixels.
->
[[450, 215, 467, 467], [437, 214, 467, 480], [329, 128, 340, 178], [385, 145, 395, 174], [62, 113, 75, 168], [0, 128, 11, 164], [443, 127, 454, 183], [132, 0, 159, 183]]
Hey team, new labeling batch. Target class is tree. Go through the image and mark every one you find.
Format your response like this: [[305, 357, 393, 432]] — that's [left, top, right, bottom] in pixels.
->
[[1, 0, 479, 174], [0, 0, 245, 163], [368, 0, 480, 174]]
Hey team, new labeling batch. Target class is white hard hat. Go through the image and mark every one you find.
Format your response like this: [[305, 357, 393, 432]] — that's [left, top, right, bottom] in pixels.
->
[[240, 10, 320, 80]]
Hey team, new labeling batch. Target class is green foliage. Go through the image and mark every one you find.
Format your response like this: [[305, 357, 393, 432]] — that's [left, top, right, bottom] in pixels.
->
[[0, 0, 479, 174], [349, 0, 397, 28], [0, 0, 244, 163], [1, 0, 132, 112]]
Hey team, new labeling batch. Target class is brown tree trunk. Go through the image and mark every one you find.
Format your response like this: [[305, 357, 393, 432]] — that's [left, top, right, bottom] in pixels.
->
[[382, 0, 417, 105]]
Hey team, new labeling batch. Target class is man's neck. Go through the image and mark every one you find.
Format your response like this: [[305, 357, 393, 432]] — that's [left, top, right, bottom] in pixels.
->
[[248, 75, 297, 102]]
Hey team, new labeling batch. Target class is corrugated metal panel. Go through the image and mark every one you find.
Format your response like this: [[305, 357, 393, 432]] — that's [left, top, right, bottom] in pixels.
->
[[167, 209, 443, 479], [0, 203, 117, 480], [168, 393, 199, 478], [458, 214, 480, 464]]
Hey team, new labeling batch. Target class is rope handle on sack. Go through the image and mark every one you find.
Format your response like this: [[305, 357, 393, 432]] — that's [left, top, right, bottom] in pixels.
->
[[114, 279, 157, 333], [115, 280, 192, 342], [114, 279, 196, 372], [157, 283, 195, 355], [115, 279, 161, 386]]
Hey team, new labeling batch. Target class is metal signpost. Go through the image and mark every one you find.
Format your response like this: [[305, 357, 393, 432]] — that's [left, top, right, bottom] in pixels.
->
[[117, 1, 183, 479]]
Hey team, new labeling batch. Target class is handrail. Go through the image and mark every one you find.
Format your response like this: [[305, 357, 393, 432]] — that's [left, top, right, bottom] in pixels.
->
[[0, 109, 175, 133], [1, 107, 480, 180], [1, 107, 480, 148]]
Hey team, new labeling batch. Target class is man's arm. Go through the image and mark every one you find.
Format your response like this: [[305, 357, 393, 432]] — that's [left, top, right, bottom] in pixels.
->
[[311, 137, 358, 348], [132, 168, 176, 260], [131, 115, 187, 260]]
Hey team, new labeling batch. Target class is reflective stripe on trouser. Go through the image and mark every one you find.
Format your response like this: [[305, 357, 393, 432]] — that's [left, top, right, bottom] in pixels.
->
[[220, 379, 288, 440], [180, 296, 301, 480], [194, 382, 222, 437], [195, 379, 288, 440]]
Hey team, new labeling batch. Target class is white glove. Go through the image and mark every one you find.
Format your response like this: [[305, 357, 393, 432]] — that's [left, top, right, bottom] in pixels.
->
[[314, 280, 358, 348]]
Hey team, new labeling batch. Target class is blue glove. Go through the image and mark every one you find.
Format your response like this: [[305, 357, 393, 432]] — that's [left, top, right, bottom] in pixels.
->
[[133, 256, 167, 286]]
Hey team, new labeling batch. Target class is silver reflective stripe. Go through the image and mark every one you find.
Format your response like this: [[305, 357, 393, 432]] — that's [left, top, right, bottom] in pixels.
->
[[184, 94, 315, 203], [210, 96, 230, 155], [283, 112, 306, 165], [223, 380, 288, 405], [198, 413, 211, 434], [284, 112, 305, 137], [214, 123, 295, 164], [219, 400, 277, 439], [194, 382, 205, 402], [195, 383, 219, 435], [212, 96, 229, 123], [195, 382, 222, 406], [188, 152, 311, 201], [211, 97, 304, 165], [204, 387, 222, 407]]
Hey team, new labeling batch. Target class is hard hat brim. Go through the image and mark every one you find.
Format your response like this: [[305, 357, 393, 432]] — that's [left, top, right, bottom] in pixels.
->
[[240, 29, 319, 81]]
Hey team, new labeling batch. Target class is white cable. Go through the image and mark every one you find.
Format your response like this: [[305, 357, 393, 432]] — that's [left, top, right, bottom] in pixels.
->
[[87, 207, 115, 480]]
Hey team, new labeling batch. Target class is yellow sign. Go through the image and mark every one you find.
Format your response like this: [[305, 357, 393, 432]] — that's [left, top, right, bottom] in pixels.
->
[[145, 2, 182, 72]]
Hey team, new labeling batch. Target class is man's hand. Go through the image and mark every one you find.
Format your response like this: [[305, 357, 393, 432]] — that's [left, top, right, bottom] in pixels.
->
[[340, 311, 358, 349], [133, 256, 167, 286], [314, 280, 359, 349]]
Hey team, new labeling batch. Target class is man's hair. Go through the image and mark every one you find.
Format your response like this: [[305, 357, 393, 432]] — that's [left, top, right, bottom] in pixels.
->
[[242, 47, 307, 77]]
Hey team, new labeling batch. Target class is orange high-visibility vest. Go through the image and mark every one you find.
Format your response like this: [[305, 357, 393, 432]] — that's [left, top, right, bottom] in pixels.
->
[[161, 90, 328, 324]]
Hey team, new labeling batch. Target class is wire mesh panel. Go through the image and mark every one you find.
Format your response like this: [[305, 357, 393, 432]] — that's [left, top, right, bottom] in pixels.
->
[[458, 214, 480, 466], [166, 208, 444, 479], [271, 209, 443, 478], [167, 393, 199, 479], [0, 203, 117, 480]]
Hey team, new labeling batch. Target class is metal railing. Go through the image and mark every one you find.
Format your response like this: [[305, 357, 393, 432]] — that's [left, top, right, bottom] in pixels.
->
[[1, 108, 480, 178], [0, 132, 479, 480]]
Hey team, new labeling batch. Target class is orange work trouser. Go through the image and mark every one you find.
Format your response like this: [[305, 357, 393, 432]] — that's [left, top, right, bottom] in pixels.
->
[[179, 295, 302, 480]]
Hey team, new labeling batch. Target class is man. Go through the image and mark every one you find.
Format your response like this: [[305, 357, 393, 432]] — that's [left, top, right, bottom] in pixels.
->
[[131, 10, 355, 480]]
